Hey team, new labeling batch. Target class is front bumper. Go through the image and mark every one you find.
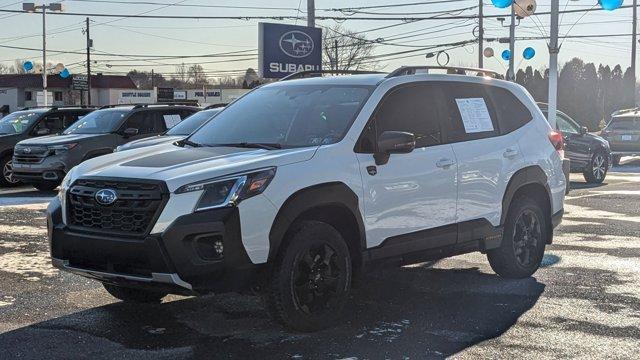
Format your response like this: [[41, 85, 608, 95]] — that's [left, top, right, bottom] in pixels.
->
[[48, 197, 259, 295], [12, 156, 67, 183]]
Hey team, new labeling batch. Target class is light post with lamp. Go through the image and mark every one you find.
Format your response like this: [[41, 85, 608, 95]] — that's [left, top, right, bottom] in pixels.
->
[[22, 2, 64, 107]]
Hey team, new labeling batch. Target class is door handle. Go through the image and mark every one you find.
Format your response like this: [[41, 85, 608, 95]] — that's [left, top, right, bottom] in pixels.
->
[[436, 158, 455, 169], [503, 148, 519, 158]]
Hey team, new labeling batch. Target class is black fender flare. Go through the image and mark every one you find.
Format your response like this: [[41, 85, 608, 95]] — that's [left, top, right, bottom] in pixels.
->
[[0, 148, 13, 161], [267, 182, 366, 262], [501, 165, 552, 225]]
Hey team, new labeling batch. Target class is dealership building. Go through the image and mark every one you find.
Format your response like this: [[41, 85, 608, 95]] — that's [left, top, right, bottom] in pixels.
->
[[0, 74, 249, 114]]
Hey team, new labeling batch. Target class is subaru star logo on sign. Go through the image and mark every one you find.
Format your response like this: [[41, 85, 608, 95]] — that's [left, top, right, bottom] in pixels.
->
[[258, 23, 322, 79], [95, 189, 118, 206]]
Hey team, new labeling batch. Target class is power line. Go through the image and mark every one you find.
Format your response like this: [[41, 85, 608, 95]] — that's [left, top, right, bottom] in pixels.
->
[[67, 0, 301, 11]]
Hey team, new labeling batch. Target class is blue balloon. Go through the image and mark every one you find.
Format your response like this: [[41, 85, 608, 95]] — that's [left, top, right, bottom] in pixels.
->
[[523, 47, 536, 60], [23, 61, 33, 72], [501, 49, 511, 61], [491, 0, 513, 8], [599, 0, 623, 10], [59, 68, 70, 79]]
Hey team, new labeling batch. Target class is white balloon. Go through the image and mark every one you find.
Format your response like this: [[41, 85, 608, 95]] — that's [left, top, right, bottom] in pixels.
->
[[514, 0, 536, 18], [483, 47, 494, 58], [54, 63, 65, 72]]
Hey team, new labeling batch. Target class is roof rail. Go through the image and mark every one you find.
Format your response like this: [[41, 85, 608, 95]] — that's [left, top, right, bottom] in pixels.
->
[[204, 103, 227, 110], [387, 66, 500, 78], [280, 69, 385, 81]]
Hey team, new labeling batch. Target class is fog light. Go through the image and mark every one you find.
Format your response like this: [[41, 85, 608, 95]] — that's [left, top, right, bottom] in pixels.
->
[[193, 234, 224, 260]]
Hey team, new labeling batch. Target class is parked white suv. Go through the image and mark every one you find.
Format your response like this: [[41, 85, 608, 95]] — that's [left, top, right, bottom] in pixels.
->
[[47, 67, 566, 332]]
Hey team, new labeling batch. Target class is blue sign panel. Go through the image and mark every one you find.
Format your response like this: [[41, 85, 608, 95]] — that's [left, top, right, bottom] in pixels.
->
[[259, 22, 322, 79]]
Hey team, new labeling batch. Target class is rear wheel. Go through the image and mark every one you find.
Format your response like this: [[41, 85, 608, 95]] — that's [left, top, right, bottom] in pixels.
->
[[583, 151, 608, 184], [0, 156, 21, 187], [488, 196, 548, 279], [33, 181, 60, 192], [103, 283, 167, 303], [266, 221, 352, 332], [612, 155, 621, 166]]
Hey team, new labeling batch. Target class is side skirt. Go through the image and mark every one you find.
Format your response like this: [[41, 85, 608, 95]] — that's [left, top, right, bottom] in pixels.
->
[[363, 219, 503, 267]]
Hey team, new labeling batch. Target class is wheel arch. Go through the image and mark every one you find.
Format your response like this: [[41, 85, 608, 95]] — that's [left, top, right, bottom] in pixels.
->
[[502, 166, 553, 243], [268, 182, 366, 274], [0, 148, 13, 160]]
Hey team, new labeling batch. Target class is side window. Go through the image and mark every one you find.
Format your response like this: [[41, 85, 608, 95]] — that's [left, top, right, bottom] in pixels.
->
[[486, 86, 532, 134], [557, 113, 579, 134], [441, 82, 500, 143], [367, 84, 445, 150], [34, 113, 64, 134], [124, 111, 159, 135], [63, 113, 80, 128]]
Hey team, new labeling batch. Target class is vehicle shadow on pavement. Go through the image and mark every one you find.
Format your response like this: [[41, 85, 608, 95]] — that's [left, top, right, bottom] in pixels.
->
[[569, 181, 607, 190], [0, 265, 545, 359]]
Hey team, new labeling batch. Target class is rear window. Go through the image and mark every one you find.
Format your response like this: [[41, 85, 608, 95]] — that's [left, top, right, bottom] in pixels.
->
[[608, 116, 640, 130]]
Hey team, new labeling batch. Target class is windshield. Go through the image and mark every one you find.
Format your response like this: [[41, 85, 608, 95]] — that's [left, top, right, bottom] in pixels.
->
[[608, 116, 640, 131], [166, 108, 220, 136], [63, 109, 129, 134], [0, 111, 44, 135], [188, 85, 373, 148]]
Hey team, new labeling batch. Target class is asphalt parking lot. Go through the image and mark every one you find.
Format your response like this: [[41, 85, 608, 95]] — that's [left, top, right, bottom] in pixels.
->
[[1, 160, 640, 359]]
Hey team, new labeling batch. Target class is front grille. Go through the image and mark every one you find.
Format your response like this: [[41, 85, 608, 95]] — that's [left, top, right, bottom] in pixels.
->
[[67, 178, 166, 237], [13, 146, 49, 164]]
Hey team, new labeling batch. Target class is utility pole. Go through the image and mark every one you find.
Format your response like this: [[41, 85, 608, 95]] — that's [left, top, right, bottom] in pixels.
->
[[548, 0, 559, 129], [507, 5, 516, 81], [307, 0, 315, 27], [478, 0, 484, 68], [151, 69, 155, 88], [86, 17, 92, 106], [633, 0, 637, 105]]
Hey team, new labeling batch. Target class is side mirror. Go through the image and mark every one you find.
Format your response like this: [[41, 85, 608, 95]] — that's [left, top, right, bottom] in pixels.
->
[[122, 128, 139, 137], [374, 131, 416, 165], [580, 126, 588, 135], [35, 128, 50, 136]]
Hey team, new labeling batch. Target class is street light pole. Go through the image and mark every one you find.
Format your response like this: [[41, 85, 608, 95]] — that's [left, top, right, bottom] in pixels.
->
[[23, 2, 63, 107], [507, 5, 516, 81], [307, 0, 315, 27]]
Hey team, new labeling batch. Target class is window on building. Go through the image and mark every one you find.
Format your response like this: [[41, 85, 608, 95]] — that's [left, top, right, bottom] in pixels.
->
[[54, 91, 63, 102], [25, 91, 33, 101]]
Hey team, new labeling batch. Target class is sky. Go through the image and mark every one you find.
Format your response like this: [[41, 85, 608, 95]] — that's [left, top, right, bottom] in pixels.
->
[[0, 0, 634, 81]]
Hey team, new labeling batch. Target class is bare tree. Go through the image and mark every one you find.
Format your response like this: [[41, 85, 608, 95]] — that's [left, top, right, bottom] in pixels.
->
[[173, 63, 188, 84], [187, 64, 208, 87], [322, 25, 379, 71], [0, 63, 15, 74]]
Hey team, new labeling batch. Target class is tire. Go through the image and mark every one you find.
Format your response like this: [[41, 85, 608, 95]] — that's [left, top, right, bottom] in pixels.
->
[[0, 156, 21, 187], [487, 196, 548, 279], [583, 151, 608, 184], [266, 220, 352, 332], [102, 283, 167, 303], [33, 181, 60, 192], [612, 155, 621, 166]]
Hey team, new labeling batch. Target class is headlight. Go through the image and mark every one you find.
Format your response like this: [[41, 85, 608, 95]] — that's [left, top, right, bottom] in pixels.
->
[[175, 167, 276, 211], [49, 143, 78, 155], [58, 168, 75, 202]]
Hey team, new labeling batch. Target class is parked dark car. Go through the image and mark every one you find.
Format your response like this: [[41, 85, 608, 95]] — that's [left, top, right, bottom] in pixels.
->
[[12, 104, 199, 191], [115, 107, 222, 152], [539, 103, 611, 184], [0, 106, 94, 187], [600, 110, 640, 165]]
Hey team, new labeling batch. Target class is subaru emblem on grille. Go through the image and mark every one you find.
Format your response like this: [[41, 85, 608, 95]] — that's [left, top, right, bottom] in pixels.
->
[[95, 189, 118, 206], [23, 147, 31, 154]]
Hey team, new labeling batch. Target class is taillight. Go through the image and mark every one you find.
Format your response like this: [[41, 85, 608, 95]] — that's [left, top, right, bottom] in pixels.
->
[[549, 130, 565, 158]]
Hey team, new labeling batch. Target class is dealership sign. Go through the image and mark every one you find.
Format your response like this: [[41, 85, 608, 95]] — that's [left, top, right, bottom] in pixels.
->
[[258, 23, 322, 79]]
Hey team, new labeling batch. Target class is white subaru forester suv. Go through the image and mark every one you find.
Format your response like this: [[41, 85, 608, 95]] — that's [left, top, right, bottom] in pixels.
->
[[48, 67, 566, 332]]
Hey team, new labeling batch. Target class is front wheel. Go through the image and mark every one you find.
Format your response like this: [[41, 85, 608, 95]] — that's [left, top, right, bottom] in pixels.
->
[[266, 221, 352, 332], [0, 156, 21, 187], [103, 283, 167, 303], [583, 151, 608, 184], [487, 196, 548, 279]]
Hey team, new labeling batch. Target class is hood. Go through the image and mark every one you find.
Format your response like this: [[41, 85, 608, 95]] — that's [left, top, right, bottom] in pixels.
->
[[73, 143, 318, 192], [18, 133, 106, 146], [118, 135, 184, 152], [584, 132, 610, 147]]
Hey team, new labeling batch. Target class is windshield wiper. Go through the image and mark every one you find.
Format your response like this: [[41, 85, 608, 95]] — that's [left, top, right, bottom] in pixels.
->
[[181, 139, 203, 148], [213, 142, 282, 150]]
